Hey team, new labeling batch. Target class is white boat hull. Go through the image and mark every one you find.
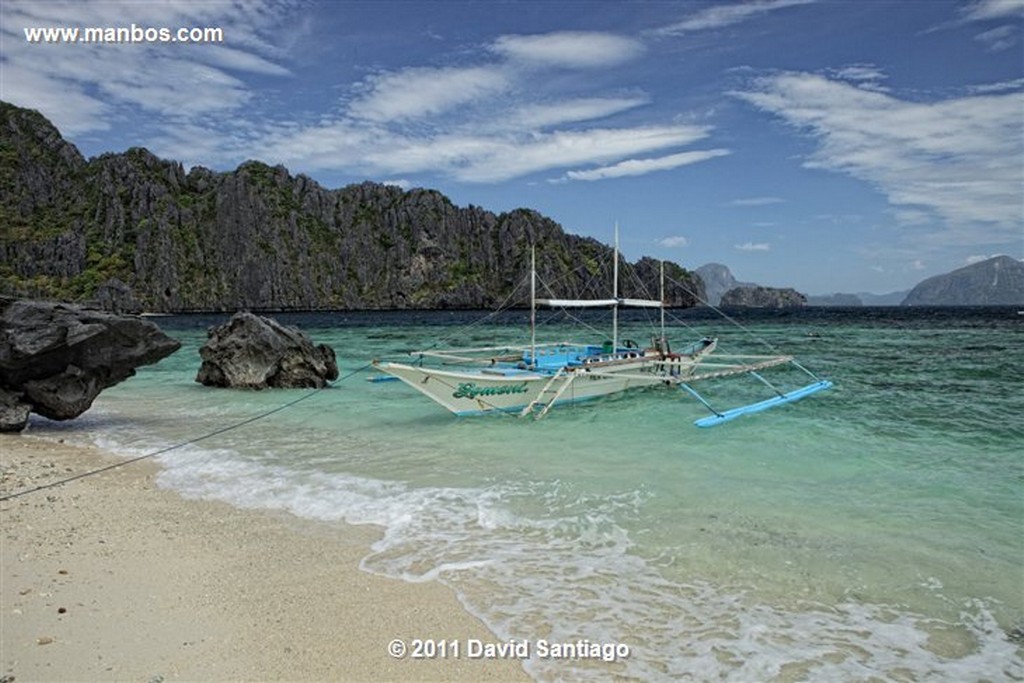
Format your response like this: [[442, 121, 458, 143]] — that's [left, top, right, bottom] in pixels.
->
[[374, 361, 665, 416]]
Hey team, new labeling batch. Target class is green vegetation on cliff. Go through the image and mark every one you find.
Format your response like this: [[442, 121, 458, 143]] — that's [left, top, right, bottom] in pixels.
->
[[0, 101, 705, 312]]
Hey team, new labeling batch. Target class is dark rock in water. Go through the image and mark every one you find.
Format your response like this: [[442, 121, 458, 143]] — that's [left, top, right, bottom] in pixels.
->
[[720, 286, 806, 308], [195, 312, 338, 389], [0, 297, 181, 432]]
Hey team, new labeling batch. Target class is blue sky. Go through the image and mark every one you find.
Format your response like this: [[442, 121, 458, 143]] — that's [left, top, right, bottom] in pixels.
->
[[2, 0, 1022, 295]]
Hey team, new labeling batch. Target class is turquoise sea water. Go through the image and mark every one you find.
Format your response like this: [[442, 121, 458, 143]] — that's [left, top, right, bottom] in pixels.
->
[[27, 307, 1024, 681]]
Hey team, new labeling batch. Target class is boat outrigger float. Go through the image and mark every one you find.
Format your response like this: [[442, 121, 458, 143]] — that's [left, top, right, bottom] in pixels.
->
[[373, 231, 832, 427]]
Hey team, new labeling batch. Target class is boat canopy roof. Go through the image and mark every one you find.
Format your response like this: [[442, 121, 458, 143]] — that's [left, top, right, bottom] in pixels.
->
[[618, 298, 663, 308], [537, 297, 662, 308]]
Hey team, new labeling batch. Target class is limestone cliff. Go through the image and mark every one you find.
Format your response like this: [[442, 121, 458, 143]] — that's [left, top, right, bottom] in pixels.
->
[[0, 102, 704, 312]]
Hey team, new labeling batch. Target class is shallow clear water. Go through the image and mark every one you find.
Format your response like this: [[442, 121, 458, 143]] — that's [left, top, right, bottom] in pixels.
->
[[28, 307, 1024, 681]]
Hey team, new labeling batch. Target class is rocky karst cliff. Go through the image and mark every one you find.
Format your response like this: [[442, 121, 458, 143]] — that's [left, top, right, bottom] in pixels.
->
[[0, 101, 704, 312]]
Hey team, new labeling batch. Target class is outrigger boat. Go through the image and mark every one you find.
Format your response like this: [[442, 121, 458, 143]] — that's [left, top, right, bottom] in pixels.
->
[[373, 233, 832, 427]]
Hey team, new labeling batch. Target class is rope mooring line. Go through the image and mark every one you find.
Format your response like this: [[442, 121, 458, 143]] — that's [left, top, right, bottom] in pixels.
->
[[0, 362, 376, 503]]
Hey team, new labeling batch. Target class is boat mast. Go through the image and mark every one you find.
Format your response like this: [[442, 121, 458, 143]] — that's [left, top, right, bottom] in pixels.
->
[[530, 245, 537, 368], [612, 222, 619, 351], [660, 259, 666, 342]]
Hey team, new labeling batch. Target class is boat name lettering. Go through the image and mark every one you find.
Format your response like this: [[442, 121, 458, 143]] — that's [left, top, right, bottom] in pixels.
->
[[453, 382, 529, 399]]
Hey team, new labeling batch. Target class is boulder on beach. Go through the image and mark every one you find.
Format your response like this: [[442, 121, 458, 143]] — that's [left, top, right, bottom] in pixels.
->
[[195, 312, 338, 389], [0, 297, 182, 432], [0, 387, 31, 432]]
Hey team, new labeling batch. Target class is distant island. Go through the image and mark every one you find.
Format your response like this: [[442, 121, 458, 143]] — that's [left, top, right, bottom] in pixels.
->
[[719, 285, 806, 308], [858, 291, 910, 306], [693, 263, 755, 306], [0, 101, 703, 313], [693, 255, 1024, 309], [693, 262, 806, 308], [901, 256, 1023, 306], [805, 292, 910, 306], [805, 293, 864, 306], [805, 257, 1023, 307]]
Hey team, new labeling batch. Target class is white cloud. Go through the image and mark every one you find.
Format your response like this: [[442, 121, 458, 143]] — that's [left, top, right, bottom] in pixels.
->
[[967, 77, 1024, 93], [438, 125, 717, 183], [910, 259, 926, 270], [960, 0, 1024, 22], [736, 242, 771, 251], [974, 24, 1020, 51], [658, 236, 690, 248], [564, 149, 729, 182], [2, 5, 726, 187], [655, 0, 815, 35], [491, 31, 643, 68], [831, 64, 887, 83], [0, 62, 110, 135], [830, 64, 889, 92], [965, 254, 995, 264], [199, 45, 293, 76], [239, 24, 708, 183], [889, 208, 933, 226], [736, 72, 1024, 245], [348, 66, 510, 121], [731, 196, 784, 206], [101, 59, 252, 115], [0, 0, 294, 134], [253, 120, 723, 184], [254, 119, 381, 172], [926, 0, 1023, 37], [509, 97, 649, 129]]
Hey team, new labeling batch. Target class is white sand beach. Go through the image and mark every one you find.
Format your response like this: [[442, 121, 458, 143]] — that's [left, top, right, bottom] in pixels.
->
[[1, 434, 530, 682]]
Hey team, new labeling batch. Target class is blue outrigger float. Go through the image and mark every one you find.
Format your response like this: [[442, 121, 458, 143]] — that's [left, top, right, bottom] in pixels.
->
[[374, 234, 832, 427]]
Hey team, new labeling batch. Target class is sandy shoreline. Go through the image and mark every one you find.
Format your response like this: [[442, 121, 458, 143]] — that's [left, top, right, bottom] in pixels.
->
[[1, 434, 530, 682]]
